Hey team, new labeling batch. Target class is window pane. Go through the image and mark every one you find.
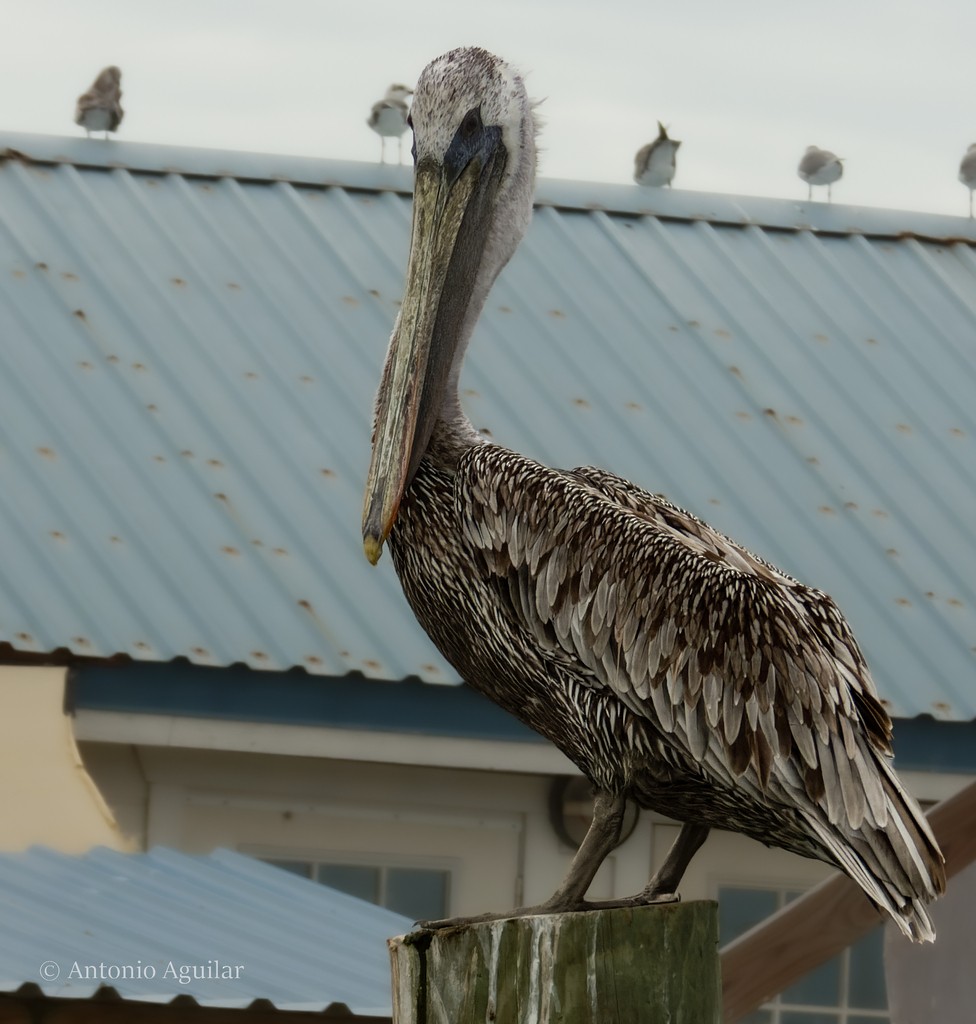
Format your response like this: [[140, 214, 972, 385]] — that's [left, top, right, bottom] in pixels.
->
[[780, 1011, 838, 1024], [718, 887, 779, 945], [265, 859, 313, 879], [386, 867, 448, 920], [783, 954, 842, 1007], [847, 926, 888, 1009], [316, 864, 380, 905]]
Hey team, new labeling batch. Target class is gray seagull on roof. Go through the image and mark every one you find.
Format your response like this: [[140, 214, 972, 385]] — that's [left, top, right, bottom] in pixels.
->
[[75, 66, 124, 139], [798, 145, 843, 202], [959, 143, 976, 218], [362, 46, 944, 940], [634, 122, 680, 187], [367, 83, 413, 164]]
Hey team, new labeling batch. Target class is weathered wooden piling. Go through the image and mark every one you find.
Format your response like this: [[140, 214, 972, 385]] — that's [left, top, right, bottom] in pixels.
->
[[389, 901, 720, 1023]]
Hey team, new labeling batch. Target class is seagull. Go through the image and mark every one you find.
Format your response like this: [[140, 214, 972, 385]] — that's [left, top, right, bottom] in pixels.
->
[[959, 144, 976, 218], [798, 146, 843, 202], [634, 122, 681, 187], [367, 83, 413, 164], [74, 66, 124, 139]]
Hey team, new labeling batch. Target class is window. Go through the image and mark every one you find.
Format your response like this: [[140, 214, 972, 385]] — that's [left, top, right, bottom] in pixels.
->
[[266, 858, 449, 921], [718, 885, 889, 1024]]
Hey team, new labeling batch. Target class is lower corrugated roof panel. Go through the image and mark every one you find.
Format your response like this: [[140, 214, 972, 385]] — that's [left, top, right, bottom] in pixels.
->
[[0, 845, 409, 1012], [0, 132, 973, 720]]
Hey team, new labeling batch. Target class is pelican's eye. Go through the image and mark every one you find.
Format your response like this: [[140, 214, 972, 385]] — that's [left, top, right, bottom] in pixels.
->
[[460, 106, 482, 139]]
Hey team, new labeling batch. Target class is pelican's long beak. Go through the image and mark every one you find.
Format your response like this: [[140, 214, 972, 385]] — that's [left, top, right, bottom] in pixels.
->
[[362, 139, 505, 564]]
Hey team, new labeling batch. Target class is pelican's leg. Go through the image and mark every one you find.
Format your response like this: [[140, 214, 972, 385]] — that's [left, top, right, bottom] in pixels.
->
[[640, 822, 710, 898], [417, 791, 626, 929]]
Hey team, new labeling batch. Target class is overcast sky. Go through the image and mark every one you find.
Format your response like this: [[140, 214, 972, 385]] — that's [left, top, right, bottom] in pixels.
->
[[2, 0, 974, 217]]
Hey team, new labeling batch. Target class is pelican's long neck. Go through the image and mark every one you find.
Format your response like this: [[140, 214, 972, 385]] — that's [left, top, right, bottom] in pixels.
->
[[439, 107, 537, 435]]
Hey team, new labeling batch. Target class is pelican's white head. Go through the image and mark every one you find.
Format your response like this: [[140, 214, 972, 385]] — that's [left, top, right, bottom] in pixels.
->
[[363, 48, 538, 564]]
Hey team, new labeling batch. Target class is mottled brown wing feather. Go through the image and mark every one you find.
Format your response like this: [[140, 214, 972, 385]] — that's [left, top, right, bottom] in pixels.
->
[[459, 447, 896, 835]]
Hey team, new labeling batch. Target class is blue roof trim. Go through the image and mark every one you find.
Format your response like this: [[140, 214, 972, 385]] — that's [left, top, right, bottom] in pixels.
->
[[70, 663, 975, 769], [70, 662, 542, 742]]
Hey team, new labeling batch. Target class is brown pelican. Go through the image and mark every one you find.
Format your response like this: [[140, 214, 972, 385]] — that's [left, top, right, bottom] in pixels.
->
[[367, 83, 413, 164], [75, 66, 124, 139], [798, 145, 843, 201], [960, 143, 976, 218], [634, 122, 680, 187], [363, 47, 944, 939]]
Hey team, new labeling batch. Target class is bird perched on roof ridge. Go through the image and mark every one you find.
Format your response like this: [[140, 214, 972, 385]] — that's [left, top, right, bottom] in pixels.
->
[[367, 83, 413, 164], [634, 122, 680, 187], [363, 46, 944, 941], [74, 66, 124, 139], [798, 145, 843, 202], [959, 143, 976, 218]]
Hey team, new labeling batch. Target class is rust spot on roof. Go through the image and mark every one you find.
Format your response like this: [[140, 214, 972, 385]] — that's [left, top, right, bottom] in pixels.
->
[[548, 309, 567, 319], [251, 538, 263, 546], [932, 701, 952, 714], [72, 309, 86, 321], [305, 655, 323, 666], [133, 641, 151, 651], [949, 427, 966, 438], [885, 548, 898, 557], [273, 547, 289, 557], [947, 597, 964, 608], [572, 397, 591, 409], [341, 295, 359, 307], [686, 320, 700, 328], [73, 636, 90, 647], [191, 646, 210, 657], [806, 456, 820, 465], [109, 535, 122, 544], [844, 501, 858, 510], [786, 415, 803, 426], [340, 650, 351, 658], [132, 362, 148, 372], [667, 324, 680, 332], [735, 411, 752, 421], [251, 651, 269, 661], [15, 632, 33, 643], [146, 179, 158, 187], [464, 388, 480, 397], [61, 271, 79, 282], [895, 423, 912, 434], [708, 498, 721, 505], [871, 508, 889, 518], [895, 597, 912, 607], [36, 446, 56, 460], [813, 333, 829, 344], [207, 458, 224, 468], [762, 408, 777, 418], [147, 403, 158, 413], [152, 454, 166, 463], [368, 289, 381, 298], [221, 546, 241, 556], [171, 277, 186, 287], [213, 492, 227, 502], [320, 468, 336, 478], [422, 663, 440, 674], [75, 360, 94, 372], [714, 328, 732, 339], [497, 305, 512, 314], [363, 659, 381, 670], [49, 530, 66, 541], [625, 401, 642, 411], [244, 371, 259, 380], [35, 262, 48, 271], [924, 591, 936, 599], [818, 505, 835, 515], [227, 282, 241, 291], [106, 354, 120, 363], [728, 365, 743, 378], [297, 599, 312, 611], [865, 337, 879, 346], [299, 374, 315, 383]]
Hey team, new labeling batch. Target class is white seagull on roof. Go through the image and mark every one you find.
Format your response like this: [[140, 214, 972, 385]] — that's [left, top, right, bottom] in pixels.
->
[[75, 66, 124, 139], [367, 83, 413, 164], [798, 145, 843, 202], [634, 122, 680, 187], [959, 143, 976, 218]]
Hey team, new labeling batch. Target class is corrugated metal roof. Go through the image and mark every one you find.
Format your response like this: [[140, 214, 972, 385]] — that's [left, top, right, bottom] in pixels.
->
[[0, 131, 974, 720], [0, 845, 408, 1013]]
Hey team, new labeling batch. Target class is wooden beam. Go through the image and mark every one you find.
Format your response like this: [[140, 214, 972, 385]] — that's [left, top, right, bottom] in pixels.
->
[[390, 902, 720, 1023], [721, 779, 976, 1022]]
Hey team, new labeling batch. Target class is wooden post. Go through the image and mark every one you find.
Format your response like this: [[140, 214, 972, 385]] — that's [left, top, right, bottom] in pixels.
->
[[389, 901, 719, 1023]]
